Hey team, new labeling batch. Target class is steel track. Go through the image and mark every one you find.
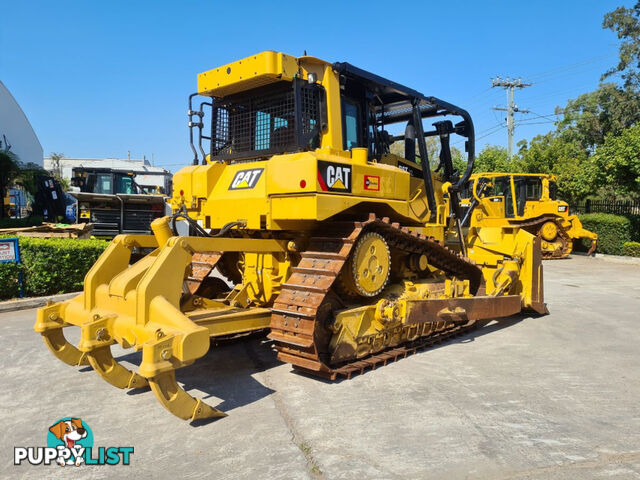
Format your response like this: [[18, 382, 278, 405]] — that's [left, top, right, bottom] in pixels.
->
[[268, 213, 484, 379], [511, 216, 572, 259]]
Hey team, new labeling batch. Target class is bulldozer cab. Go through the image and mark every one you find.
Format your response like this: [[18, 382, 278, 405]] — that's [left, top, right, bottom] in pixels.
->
[[189, 54, 477, 231], [469, 174, 547, 219], [328, 62, 478, 225], [72, 168, 144, 195], [512, 175, 545, 217], [465, 175, 510, 219]]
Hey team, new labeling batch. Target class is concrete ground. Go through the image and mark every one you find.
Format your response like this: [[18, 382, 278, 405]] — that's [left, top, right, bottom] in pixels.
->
[[2, 255, 640, 479]]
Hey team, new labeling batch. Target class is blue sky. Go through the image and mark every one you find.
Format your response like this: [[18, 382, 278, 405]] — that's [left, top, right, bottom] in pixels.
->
[[0, 0, 624, 172]]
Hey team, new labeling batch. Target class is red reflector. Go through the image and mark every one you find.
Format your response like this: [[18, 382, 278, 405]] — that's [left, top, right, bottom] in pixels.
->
[[179, 189, 184, 196], [300, 180, 307, 188]]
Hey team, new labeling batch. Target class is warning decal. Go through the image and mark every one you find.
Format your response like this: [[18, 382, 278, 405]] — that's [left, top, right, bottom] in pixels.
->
[[364, 175, 380, 191]]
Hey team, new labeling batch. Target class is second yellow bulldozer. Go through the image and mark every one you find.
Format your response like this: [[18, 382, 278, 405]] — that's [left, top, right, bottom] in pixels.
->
[[460, 172, 598, 259], [35, 52, 547, 421]]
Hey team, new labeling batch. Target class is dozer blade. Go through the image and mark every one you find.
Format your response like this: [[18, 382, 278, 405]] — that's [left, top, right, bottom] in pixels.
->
[[40, 328, 89, 367], [149, 371, 227, 421], [87, 346, 148, 390]]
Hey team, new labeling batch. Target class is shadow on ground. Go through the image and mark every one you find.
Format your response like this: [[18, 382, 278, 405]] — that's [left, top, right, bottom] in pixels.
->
[[113, 315, 531, 412], [107, 334, 279, 423]]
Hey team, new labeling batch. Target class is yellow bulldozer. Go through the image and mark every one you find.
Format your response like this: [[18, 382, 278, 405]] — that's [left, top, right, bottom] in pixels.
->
[[35, 52, 547, 421], [460, 172, 598, 259]]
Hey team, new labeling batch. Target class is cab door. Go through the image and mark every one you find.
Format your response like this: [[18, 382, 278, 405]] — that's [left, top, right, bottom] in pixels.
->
[[477, 177, 508, 218]]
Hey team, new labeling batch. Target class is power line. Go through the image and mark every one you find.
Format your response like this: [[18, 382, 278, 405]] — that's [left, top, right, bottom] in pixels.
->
[[491, 77, 532, 158], [524, 52, 616, 82], [476, 125, 506, 141], [516, 120, 555, 126], [526, 111, 561, 121], [452, 122, 504, 147]]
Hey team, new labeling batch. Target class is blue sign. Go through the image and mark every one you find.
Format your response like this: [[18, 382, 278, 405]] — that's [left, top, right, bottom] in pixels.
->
[[0, 238, 23, 297], [0, 237, 19, 263]]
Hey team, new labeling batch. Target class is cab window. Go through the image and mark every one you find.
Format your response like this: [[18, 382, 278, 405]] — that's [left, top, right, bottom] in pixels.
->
[[493, 177, 510, 197], [525, 178, 542, 200], [342, 99, 360, 150], [492, 177, 514, 217], [116, 176, 134, 194], [95, 174, 113, 194]]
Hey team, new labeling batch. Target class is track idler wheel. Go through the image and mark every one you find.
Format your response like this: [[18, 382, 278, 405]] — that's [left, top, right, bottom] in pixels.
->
[[540, 220, 559, 242], [536, 219, 570, 259], [40, 328, 89, 367], [338, 231, 391, 297], [149, 371, 227, 421], [87, 346, 148, 389]]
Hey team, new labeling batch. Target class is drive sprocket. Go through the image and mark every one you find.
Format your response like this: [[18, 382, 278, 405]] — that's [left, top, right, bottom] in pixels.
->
[[337, 231, 391, 297]]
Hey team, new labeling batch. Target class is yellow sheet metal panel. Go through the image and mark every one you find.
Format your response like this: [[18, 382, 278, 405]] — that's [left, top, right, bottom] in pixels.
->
[[266, 152, 318, 194], [171, 160, 268, 229], [266, 150, 405, 199], [319, 64, 343, 150], [270, 194, 317, 220], [172, 152, 419, 229], [270, 193, 413, 223], [198, 51, 298, 97], [192, 162, 225, 199], [174, 236, 287, 252], [351, 161, 404, 200], [171, 166, 199, 209]]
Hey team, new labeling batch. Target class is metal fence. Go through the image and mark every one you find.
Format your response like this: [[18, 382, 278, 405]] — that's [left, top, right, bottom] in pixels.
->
[[570, 199, 640, 215]]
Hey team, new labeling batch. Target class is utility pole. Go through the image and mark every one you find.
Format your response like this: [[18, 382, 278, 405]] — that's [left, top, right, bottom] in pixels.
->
[[491, 77, 531, 158]]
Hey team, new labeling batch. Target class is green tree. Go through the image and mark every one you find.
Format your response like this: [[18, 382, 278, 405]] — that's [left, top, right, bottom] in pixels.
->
[[517, 132, 592, 202], [603, 2, 640, 89], [470, 4, 640, 202], [474, 145, 514, 172], [15, 164, 49, 199], [589, 124, 640, 198], [0, 150, 21, 218], [389, 137, 467, 176], [48, 152, 68, 190], [556, 83, 640, 150]]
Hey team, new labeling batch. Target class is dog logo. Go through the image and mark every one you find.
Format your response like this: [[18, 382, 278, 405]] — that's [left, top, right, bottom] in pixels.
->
[[317, 161, 352, 192], [14, 416, 133, 467], [48, 418, 89, 466]]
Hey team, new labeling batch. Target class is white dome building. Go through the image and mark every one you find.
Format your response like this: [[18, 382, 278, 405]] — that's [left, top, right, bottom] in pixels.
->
[[0, 80, 43, 166]]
